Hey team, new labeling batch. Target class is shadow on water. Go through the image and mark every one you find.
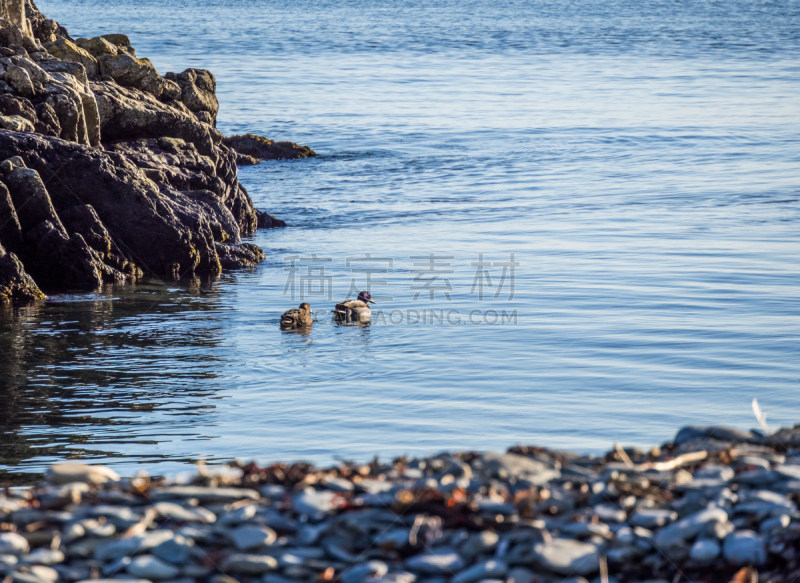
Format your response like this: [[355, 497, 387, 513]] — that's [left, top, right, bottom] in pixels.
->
[[0, 277, 233, 479]]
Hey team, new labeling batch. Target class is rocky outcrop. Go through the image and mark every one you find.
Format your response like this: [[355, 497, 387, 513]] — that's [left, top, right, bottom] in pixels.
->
[[0, 0, 303, 300], [0, 240, 44, 301], [165, 68, 218, 125], [91, 80, 216, 154], [0, 151, 141, 287], [1, 0, 31, 37], [223, 133, 316, 161], [0, 130, 247, 279], [256, 209, 287, 229]]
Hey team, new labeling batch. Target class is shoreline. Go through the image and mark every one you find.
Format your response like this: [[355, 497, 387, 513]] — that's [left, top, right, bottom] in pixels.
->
[[1, 423, 798, 582]]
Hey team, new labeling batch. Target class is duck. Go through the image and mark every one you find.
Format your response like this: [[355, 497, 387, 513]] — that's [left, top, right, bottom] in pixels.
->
[[280, 302, 314, 328], [333, 291, 376, 322]]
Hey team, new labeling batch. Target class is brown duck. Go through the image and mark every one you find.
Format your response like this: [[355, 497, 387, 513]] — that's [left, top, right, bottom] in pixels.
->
[[280, 302, 314, 328]]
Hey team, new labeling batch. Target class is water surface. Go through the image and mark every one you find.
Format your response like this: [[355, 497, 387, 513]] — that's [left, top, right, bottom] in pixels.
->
[[2, 0, 799, 476]]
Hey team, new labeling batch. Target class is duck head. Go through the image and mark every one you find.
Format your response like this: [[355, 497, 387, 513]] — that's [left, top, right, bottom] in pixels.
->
[[300, 302, 314, 313], [357, 291, 376, 304]]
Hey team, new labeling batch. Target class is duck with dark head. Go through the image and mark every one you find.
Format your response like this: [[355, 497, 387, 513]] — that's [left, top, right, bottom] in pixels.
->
[[280, 302, 314, 328], [333, 291, 376, 322]]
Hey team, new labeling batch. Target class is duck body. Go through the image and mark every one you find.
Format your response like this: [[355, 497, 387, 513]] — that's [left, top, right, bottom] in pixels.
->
[[334, 291, 376, 323], [280, 302, 314, 328]]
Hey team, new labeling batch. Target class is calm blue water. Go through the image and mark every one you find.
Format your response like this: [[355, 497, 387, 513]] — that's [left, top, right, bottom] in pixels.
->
[[1, 0, 799, 476]]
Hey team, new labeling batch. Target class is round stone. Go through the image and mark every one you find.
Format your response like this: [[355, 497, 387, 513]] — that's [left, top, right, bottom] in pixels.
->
[[126, 555, 181, 580], [689, 539, 720, 564], [0, 534, 29, 556], [227, 525, 277, 551], [405, 549, 466, 574], [533, 539, 599, 576], [340, 561, 389, 583], [221, 554, 279, 574], [46, 463, 120, 485], [723, 531, 767, 566], [453, 560, 507, 583]]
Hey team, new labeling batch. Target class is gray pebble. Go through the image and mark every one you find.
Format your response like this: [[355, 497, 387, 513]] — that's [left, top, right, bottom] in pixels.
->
[[227, 525, 277, 551], [722, 530, 766, 566], [452, 559, 507, 583], [689, 539, 720, 564], [630, 509, 677, 529], [459, 531, 498, 555], [149, 487, 259, 503], [406, 549, 465, 574], [340, 560, 389, 583], [532, 538, 599, 576], [221, 553, 279, 574], [126, 555, 181, 580], [20, 549, 65, 565], [0, 533, 29, 556], [653, 507, 728, 548], [95, 530, 174, 561], [152, 535, 193, 565]]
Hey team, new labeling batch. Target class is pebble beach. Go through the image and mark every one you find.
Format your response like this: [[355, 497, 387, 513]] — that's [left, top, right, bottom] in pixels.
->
[[2, 424, 799, 583]]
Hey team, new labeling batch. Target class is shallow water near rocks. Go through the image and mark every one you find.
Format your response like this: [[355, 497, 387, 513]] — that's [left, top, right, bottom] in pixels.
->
[[1, 0, 799, 476]]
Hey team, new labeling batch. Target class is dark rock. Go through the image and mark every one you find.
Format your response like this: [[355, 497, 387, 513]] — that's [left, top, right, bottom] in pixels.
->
[[58, 203, 111, 255], [100, 34, 136, 57], [215, 242, 265, 269], [108, 138, 224, 198], [0, 94, 36, 123], [104, 138, 258, 239], [92, 80, 216, 156], [59, 204, 142, 279], [0, 241, 44, 301], [37, 58, 88, 87], [227, 181, 259, 236], [256, 209, 287, 229], [195, 110, 213, 124], [0, 2, 293, 300], [0, 179, 22, 251], [165, 68, 219, 125], [43, 38, 98, 79], [762, 424, 800, 448], [44, 89, 87, 145], [0, 22, 25, 49], [184, 189, 242, 243], [96, 53, 172, 99], [0, 129, 262, 280], [0, 113, 31, 131], [223, 133, 316, 161], [2, 162, 65, 234], [235, 152, 259, 166], [7, 43, 29, 58], [22, 219, 103, 288], [25, 2, 69, 44], [74, 37, 118, 58], [673, 426, 756, 446], [33, 101, 60, 136], [5, 63, 34, 96]]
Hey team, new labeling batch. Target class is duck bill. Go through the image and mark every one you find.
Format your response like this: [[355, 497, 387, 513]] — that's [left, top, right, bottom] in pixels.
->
[[368, 299, 376, 304]]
